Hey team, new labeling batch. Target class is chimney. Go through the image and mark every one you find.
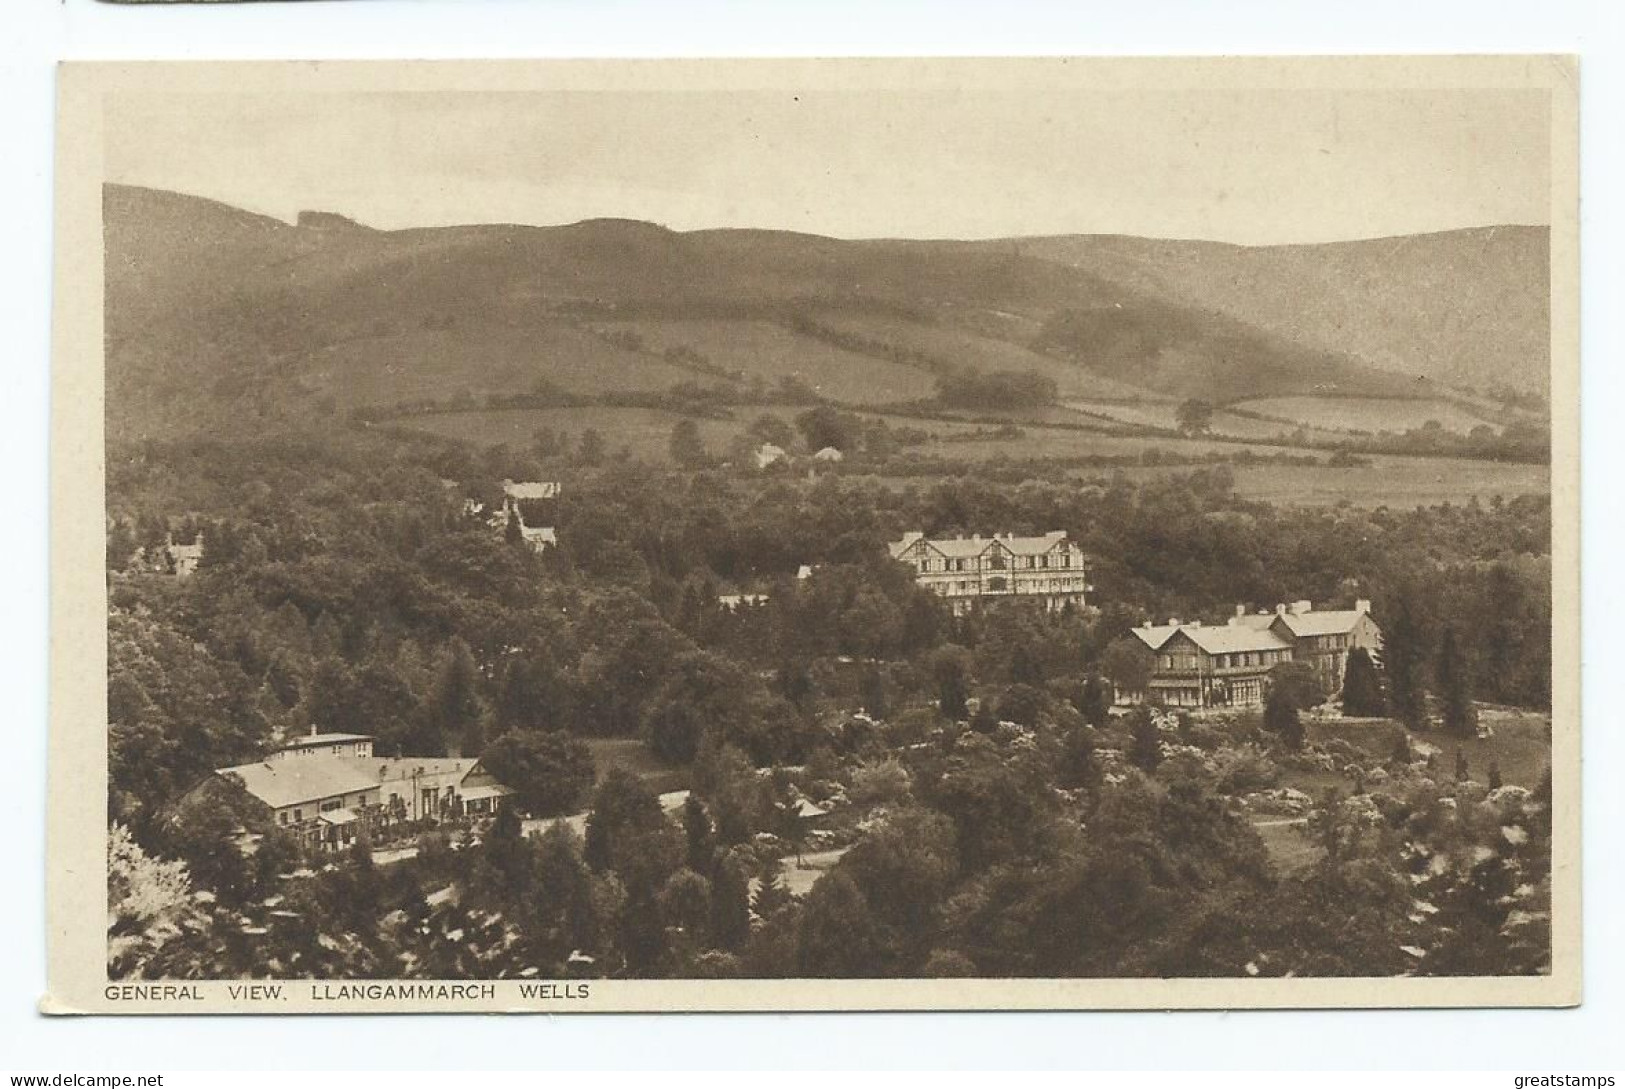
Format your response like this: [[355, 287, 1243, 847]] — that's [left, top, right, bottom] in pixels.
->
[[309, 724, 318, 737], [1189, 620, 1202, 628], [1168, 617, 1181, 626], [1275, 603, 1287, 616], [1356, 598, 1371, 614]]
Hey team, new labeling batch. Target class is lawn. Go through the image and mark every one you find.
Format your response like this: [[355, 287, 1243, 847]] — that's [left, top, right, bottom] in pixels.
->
[[583, 737, 691, 794], [1300, 706, 1552, 791]]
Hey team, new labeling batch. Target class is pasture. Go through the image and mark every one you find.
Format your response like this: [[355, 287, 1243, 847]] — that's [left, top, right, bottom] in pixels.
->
[[1231, 395, 1501, 436], [395, 404, 1549, 509], [593, 319, 941, 404]]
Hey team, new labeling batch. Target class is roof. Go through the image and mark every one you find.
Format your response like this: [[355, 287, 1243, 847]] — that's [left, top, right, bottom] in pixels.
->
[[282, 733, 374, 750], [889, 530, 1074, 560], [1273, 609, 1370, 637], [503, 481, 561, 500], [219, 759, 380, 810], [520, 525, 557, 544], [460, 784, 515, 802], [1132, 623, 1292, 656], [220, 755, 481, 809], [318, 808, 359, 826], [370, 757, 479, 782], [813, 446, 845, 460]]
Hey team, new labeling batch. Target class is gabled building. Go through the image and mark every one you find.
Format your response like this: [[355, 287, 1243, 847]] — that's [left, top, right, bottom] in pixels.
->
[[1131, 621, 1294, 708], [888, 530, 1091, 616], [1131, 599, 1382, 709], [1240, 599, 1382, 695]]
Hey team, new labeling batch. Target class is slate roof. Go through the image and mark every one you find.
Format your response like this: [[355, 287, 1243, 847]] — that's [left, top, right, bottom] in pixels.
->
[[219, 755, 480, 810], [1272, 609, 1370, 637], [503, 481, 561, 500], [1132, 624, 1292, 656], [889, 530, 1074, 560], [218, 758, 380, 810]]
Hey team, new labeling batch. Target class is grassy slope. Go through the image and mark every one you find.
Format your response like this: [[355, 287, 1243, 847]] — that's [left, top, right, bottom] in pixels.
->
[[1012, 227, 1550, 396], [105, 184, 1509, 444]]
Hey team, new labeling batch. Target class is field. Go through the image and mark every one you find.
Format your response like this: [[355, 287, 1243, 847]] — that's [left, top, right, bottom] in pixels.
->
[[1062, 397, 1342, 442], [593, 319, 941, 403], [808, 312, 1149, 398], [306, 321, 695, 408], [396, 404, 1550, 509], [1181, 456, 1548, 509], [1231, 396, 1501, 436]]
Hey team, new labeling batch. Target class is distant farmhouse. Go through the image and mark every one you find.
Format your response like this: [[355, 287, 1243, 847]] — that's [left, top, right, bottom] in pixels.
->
[[464, 480, 561, 554], [167, 537, 204, 578], [179, 728, 513, 851], [1131, 599, 1381, 708], [888, 531, 1091, 616]]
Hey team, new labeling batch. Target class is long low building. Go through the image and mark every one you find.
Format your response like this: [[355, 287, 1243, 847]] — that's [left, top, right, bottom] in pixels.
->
[[183, 731, 514, 850], [1131, 599, 1382, 709]]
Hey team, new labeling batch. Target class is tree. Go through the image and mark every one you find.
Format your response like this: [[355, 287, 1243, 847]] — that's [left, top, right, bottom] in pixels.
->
[[479, 731, 596, 817], [1264, 685, 1306, 750], [793, 405, 859, 453], [931, 645, 972, 720], [504, 507, 524, 547], [1340, 647, 1386, 717], [429, 637, 486, 757], [752, 859, 793, 919], [1100, 637, 1154, 701], [796, 870, 880, 977], [1176, 398, 1215, 435], [668, 419, 709, 469], [658, 868, 713, 945], [681, 795, 715, 874], [1268, 660, 1322, 712], [858, 666, 890, 719], [1384, 595, 1431, 731], [1076, 675, 1113, 728], [575, 429, 606, 467], [746, 414, 796, 450], [1437, 625, 1478, 739], [1127, 706, 1162, 771], [709, 852, 752, 952]]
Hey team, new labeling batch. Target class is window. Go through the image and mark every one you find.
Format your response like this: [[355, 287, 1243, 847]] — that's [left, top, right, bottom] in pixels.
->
[[292, 809, 303, 822], [279, 811, 289, 825]]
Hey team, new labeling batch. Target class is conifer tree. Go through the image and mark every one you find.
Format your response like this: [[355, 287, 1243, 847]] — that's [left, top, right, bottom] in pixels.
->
[[430, 637, 486, 757], [709, 854, 752, 952], [1128, 706, 1162, 771], [1384, 595, 1430, 730], [1264, 685, 1305, 750], [1340, 647, 1387, 717], [1438, 625, 1478, 739]]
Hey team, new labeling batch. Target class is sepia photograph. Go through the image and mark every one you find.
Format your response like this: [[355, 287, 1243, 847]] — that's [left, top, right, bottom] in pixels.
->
[[47, 56, 1579, 1013]]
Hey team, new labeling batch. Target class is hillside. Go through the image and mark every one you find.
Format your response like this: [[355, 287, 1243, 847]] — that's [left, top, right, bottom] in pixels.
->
[[1010, 227, 1550, 397], [103, 185, 1544, 443]]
